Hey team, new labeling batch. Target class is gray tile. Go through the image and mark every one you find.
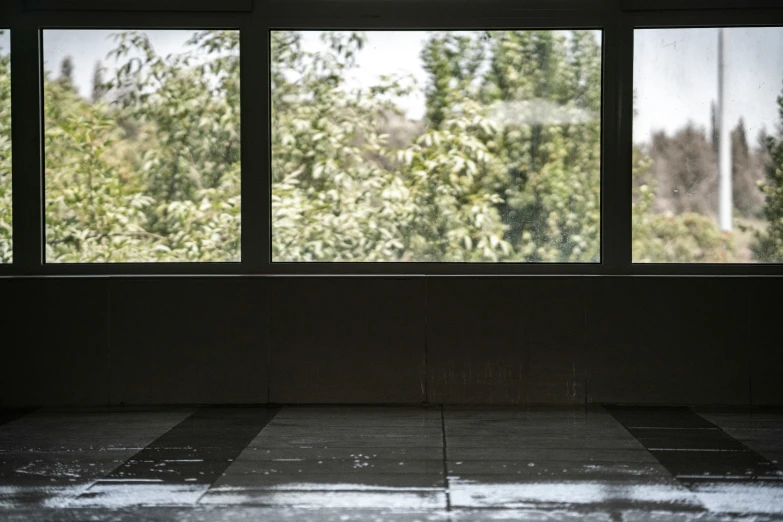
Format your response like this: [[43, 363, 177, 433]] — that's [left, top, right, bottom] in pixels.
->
[[697, 412, 783, 424], [69, 483, 211, 508], [263, 426, 443, 437], [0, 410, 194, 509], [0, 410, 193, 454], [268, 419, 443, 428], [223, 459, 444, 475], [4, 406, 783, 520], [448, 477, 700, 510], [447, 461, 671, 479], [446, 448, 659, 463], [763, 453, 783, 466], [445, 418, 625, 429], [247, 435, 443, 448], [274, 407, 441, 419], [689, 481, 783, 515], [448, 474, 681, 486], [212, 473, 446, 489], [452, 510, 768, 522], [450, 509, 616, 521], [444, 407, 612, 420], [620, 511, 774, 522], [200, 489, 447, 509], [446, 427, 634, 438], [237, 447, 444, 461], [697, 411, 783, 431], [0, 457, 126, 485], [721, 427, 783, 439], [0, 508, 448, 522], [446, 436, 645, 450]]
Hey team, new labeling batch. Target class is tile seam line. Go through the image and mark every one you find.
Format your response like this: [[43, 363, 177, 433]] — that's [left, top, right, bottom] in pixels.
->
[[76, 407, 203, 498], [75, 407, 279, 505], [194, 407, 281, 504], [440, 405, 452, 513], [601, 405, 707, 510], [608, 405, 783, 503]]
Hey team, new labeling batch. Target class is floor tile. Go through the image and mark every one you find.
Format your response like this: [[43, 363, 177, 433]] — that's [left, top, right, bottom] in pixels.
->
[[199, 489, 448, 509], [2, 406, 783, 520], [212, 473, 446, 489], [239, 446, 444, 461], [222, 458, 443, 475], [448, 477, 701, 510], [447, 460, 670, 479], [446, 448, 659, 462]]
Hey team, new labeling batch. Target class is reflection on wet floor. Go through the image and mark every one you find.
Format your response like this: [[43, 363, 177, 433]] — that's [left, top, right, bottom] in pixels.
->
[[1, 406, 782, 520]]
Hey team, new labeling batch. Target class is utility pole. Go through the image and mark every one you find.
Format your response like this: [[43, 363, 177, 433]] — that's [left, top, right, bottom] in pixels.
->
[[718, 28, 733, 232]]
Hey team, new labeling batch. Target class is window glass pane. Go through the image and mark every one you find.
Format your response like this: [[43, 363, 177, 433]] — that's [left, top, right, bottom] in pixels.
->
[[43, 30, 240, 263], [271, 30, 602, 262], [0, 30, 10, 263], [633, 27, 783, 263]]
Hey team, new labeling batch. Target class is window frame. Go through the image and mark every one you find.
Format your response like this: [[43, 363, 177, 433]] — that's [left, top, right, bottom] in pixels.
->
[[0, 0, 779, 276], [8, 8, 250, 275], [625, 7, 783, 276]]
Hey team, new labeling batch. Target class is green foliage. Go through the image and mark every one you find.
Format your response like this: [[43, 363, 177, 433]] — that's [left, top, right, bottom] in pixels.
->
[[632, 147, 733, 263], [0, 29, 748, 264], [753, 89, 783, 262], [272, 30, 602, 262], [43, 30, 241, 262]]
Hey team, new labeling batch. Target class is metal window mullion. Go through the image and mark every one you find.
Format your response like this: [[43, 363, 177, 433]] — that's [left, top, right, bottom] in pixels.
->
[[242, 5, 269, 273], [10, 16, 42, 273], [600, 18, 620, 273], [615, 16, 634, 274]]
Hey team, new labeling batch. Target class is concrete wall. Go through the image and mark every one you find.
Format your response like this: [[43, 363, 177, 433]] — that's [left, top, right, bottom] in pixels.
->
[[1, 277, 780, 406]]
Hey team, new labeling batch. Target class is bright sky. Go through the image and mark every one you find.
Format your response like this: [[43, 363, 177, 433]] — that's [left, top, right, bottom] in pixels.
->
[[0, 31, 8, 57], [634, 27, 783, 146], [43, 29, 199, 97], [40, 28, 783, 147]]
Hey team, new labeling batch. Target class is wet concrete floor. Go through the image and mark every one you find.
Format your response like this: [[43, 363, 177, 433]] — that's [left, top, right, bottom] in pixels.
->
[[0, 406, 781, 521]]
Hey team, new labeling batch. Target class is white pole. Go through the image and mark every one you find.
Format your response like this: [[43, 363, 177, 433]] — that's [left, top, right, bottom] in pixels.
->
[[718, 28, 733, 232]]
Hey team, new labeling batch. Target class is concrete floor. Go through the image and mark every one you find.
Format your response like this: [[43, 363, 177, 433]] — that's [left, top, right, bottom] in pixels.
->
[[0, 406, 782, 521]]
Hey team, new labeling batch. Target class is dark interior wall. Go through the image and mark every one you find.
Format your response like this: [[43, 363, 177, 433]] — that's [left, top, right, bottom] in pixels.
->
[[1, 277, 780, 406]]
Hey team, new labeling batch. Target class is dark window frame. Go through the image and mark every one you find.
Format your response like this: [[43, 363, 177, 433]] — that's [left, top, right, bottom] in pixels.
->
[[0, 0, 780, 276]]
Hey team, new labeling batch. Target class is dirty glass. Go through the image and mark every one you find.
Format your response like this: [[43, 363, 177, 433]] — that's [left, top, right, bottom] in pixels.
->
[[0, 30, 10, 263], [43, 30, 240, 263], [271, 30, 602, 262], [633, 27, 783, 263]]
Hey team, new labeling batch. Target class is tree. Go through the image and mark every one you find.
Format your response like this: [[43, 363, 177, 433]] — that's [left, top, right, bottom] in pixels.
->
[[271, 31, 512, 262], [44, 30, 242, 262], [59, 56, 74, 89], [752, 85, 783, 262], [91, 61, 106, 103], [645, 124, 717, 217], [417, 30, 602, 262], [0, 28, 746, 265]]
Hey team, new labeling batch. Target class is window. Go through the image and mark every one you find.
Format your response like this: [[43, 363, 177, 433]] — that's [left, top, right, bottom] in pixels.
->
[[0, 30, 10, 263], [43, 29, 241, 263], [271, 30, 602, 263], [633, 27, 783, 263]]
